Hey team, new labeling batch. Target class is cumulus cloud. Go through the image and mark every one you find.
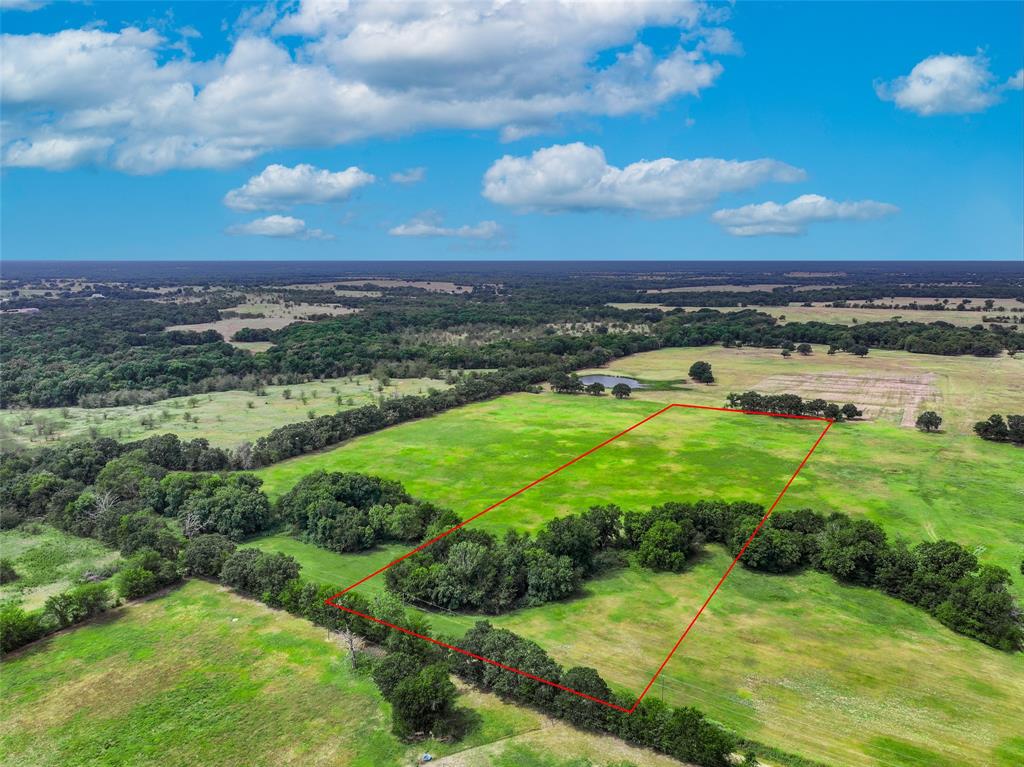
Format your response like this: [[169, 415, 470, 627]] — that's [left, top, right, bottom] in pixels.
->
[[390, 167, 426, 185], [482, 142, 805, 217], [1, 1, 735, 172], [224, 163, 374, 211], [389, 214, 502, 240], [711, 194, 899, 236], [876, 52, 1023, 115], [226, 214, 331, 239]]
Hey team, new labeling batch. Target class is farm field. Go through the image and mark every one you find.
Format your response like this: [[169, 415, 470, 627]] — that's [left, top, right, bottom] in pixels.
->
[[0, 579, 686, 767], [0, 375, 448, 451], [0, 524, 119, 611], [255, 387, 1024, 598], [580, 344, 1024, 434], [606, 304, 1018, 328]]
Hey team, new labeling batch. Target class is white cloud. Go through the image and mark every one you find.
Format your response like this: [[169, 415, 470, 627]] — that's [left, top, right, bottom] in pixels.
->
[[390, 166, 425, 185], [226, 214, 331, 239], [224, 163, 374, 210], [0, 0, 49, 11], [876, 52, 1022, 115], [1, 1, 735, 172], [389, 214, 502, 240], [711, 194, 899, 236], [3, 134, 112, 170], [482, 142, 805, 217]]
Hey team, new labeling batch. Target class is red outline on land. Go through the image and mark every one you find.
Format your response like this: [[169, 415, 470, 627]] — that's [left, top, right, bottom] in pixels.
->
[[325, 403, 833, 714]]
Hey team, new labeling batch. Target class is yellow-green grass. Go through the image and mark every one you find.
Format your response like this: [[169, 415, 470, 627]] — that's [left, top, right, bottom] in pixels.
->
[[0, 524, 119, 610], [255, 391, 1024, 598], [0, 579, 690, 767], [491, 551, 1024, 767], [606, 303, 1019, 328], [0, 376, 449, 451]]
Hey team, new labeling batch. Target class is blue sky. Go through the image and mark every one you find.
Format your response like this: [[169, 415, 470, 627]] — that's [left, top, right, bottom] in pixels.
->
[[1, 1, 1022, 262]]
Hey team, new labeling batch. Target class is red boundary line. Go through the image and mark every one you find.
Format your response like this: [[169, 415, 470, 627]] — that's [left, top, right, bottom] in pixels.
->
[[325, 403, 833, 714]]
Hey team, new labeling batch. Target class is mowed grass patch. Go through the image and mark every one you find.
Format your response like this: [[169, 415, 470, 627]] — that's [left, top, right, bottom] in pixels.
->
[[257, 396, 825, 531], [0, 375, 449, 451], [255, 392, 1024, 597], [0, 580, 694, 767], [0, 524, 119, 610], [492, 550, 1024, 767]]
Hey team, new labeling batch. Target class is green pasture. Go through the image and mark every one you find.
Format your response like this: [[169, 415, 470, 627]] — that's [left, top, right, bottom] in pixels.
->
[[0, 375, 448, 451], [492, 550, 1024, 767], [255, 392, 1024, 598]]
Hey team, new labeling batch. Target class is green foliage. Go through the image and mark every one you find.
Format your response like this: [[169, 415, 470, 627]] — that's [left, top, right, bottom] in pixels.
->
[[389, 662, 459, 739], [688, 360, 714, 383], [182, 533, 237, 577], [0, 603, 44, 654], [611, 382, 631, 399], [116, 566, 158, 600], [915, 411, 943, 432], [43, 581, 111, 629], [0, 558, 18, 585]]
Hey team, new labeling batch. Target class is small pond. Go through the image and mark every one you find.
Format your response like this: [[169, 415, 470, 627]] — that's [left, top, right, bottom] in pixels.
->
[[579, 374, 645, 389]]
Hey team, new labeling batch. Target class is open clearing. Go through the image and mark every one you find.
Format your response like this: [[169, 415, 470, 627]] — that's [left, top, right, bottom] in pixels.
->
[[0, 375, 448, 450], [606, 303, 1015, 327], [0, 579, 690, 767], [0, 524, 119, 611], [166, 302, 358, 341]]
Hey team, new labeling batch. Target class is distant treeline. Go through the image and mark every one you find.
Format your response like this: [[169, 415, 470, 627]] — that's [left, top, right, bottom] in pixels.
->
[[974, 414, 1024, 444], [3, 291, 1020, 408]]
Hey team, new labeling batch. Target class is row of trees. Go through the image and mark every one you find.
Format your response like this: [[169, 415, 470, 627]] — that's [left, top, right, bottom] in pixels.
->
[[384, 497, 1021, 652], [974, 414, 1024, 444], [183, 535, 736, 764], [725, 391, 863, 421], [623, 501, 1023, 652], [248, 369, 545, 466]]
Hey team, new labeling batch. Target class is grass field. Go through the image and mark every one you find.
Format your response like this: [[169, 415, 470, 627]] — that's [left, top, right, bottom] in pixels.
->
[[255, 388, 1024, 599], [0, 375, 448, 451], [0, 524, 119, 610], [0, 579, 688, 767]]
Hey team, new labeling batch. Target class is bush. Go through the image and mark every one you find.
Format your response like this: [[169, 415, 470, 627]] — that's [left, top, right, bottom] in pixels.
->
[[0, 604, 45, 654], [0, 558, 18, 585], [182, 534, 237, 577], [43, 582, 112, 629], [117, 566, 159, 599], [0, 509, 24, 530]]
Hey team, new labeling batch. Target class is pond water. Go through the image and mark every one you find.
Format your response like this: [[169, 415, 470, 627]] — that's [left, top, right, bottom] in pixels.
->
[[578, 374, 645, 389]]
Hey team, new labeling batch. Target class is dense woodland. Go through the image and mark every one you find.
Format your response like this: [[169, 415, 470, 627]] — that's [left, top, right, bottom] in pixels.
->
[[2, 265, 1022, 408]]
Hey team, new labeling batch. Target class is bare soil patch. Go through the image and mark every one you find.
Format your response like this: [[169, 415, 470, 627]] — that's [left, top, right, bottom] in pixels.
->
[[752, 371, 939, 424]]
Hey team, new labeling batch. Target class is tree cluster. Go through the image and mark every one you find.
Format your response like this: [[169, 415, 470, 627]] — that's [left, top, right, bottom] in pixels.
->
[[725, 391, 862, 421], [277, 470, 454, 553], [973, 414, 1024, 444], [385, 507, 623, 613]]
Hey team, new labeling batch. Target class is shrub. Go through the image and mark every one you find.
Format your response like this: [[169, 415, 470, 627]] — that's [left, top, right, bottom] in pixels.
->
[[0, 558, 18, 585], [0, 605, 44, 654], [182, 534, 237, 577], [117, 566, 159, 599]]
